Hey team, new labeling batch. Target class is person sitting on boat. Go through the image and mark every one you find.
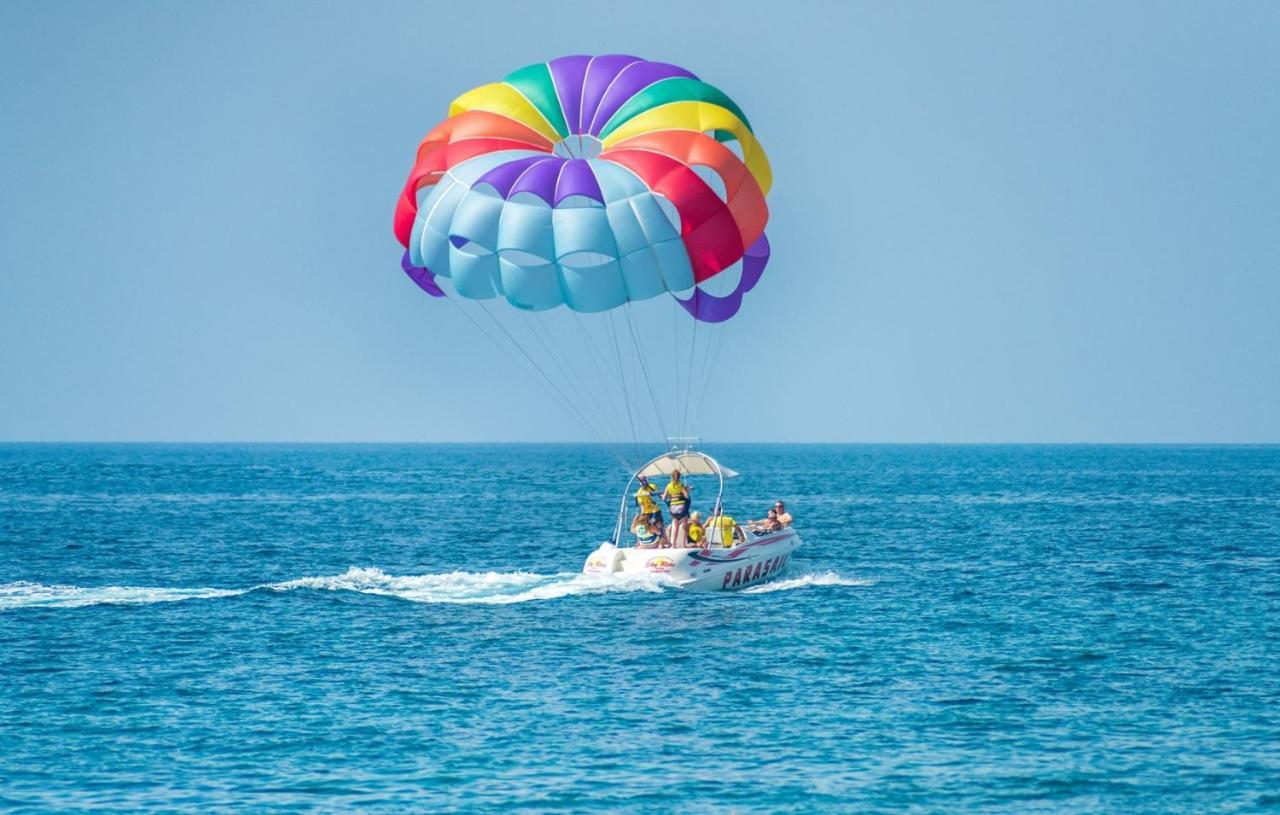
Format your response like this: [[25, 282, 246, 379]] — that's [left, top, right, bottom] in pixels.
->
[[773, 500, 793, 527], [751, 508, 783, 534], [685, 511, 706, 548], [634, 475, 662, 523], [712, 505, 744, 548], [662, 470, 691, 543], [632, 513, 662, 548]]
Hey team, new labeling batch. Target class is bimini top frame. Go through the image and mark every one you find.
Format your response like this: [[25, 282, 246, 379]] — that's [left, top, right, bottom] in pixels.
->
[[612, 440, 736, 545]]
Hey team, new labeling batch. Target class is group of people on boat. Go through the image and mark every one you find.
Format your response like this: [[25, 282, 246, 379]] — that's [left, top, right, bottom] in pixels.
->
[[630, 470, 793, 549]]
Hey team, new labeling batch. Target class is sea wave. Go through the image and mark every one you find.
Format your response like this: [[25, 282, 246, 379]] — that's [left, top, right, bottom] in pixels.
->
[[0, 566, 868, 610]]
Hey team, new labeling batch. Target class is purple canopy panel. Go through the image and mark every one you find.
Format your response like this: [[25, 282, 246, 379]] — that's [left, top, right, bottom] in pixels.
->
[[477, 156, 558, 198], [509, 158, 570, 205], [578, 55, 644, 133], [477, 155, 605, 207], [586, 61, 698, 136], [402, 250, 446, 298], [548, 55, 592, 136], [674, 233, 769, 323], [554, 159, 603, 205]]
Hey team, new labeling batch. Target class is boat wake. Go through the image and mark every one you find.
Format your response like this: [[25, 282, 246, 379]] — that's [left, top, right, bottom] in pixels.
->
[[0, 581, 248, 610], [0, 566, 869, 611], [269, 567, 671, 606], [741, 571, 874, 593]]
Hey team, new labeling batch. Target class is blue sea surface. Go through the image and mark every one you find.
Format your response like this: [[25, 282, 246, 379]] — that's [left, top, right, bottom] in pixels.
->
[[2, 444, 1278, 812]]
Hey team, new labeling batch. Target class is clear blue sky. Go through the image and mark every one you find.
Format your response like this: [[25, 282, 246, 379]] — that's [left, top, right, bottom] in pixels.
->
[[1, 1, 1277, 442]]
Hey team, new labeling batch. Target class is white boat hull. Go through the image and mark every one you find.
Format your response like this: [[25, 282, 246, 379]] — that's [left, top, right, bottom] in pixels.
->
[[583, 528, 802, 591]]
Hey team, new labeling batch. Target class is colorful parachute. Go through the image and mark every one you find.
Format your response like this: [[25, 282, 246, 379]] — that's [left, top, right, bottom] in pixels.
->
[[393, 55, 772, 323]]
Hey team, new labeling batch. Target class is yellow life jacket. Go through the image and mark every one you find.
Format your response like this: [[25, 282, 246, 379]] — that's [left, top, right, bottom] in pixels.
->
[[634, 483, 659, 514], [687, 522, 704, 543], [718, 515, 736, 547], [634, 522, 658, 545], [663, 480, 689, 502]]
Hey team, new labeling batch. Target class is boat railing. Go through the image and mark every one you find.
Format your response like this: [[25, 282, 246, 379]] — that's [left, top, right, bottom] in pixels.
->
[[665, 435, 702, 453], [611, 447, 727, 546]]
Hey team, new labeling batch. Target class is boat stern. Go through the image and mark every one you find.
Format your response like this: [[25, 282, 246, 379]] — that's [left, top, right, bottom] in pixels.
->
[[583, 542, 622, 575]]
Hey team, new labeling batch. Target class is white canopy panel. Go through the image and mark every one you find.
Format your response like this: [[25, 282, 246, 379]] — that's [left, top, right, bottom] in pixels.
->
[[637, 453, 738, 479]]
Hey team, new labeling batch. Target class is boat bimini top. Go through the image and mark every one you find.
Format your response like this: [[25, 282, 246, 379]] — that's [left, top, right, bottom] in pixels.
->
[[612, 438, 736, 545], [635, 452, 738, 480]]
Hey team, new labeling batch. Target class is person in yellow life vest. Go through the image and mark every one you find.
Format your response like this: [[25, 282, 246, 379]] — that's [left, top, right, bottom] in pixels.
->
[[632, 513, 661, 548], [662, 470, 691, 543], [685, 511, 706, 548], [712, 504, 742, 548], [634, 475, 661, 523]]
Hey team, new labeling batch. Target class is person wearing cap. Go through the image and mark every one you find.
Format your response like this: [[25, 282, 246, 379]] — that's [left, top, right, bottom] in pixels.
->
[[634, 475, 662, 523], [773, 501, 793, 527], [685, 511, 706, 548]]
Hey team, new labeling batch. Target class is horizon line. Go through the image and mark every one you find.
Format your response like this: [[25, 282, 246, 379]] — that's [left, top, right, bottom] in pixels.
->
[[2, 440, 1278, 447]]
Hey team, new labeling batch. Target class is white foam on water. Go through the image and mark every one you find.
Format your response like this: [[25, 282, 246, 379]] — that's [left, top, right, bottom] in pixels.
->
[[266, 566, 672, 605], [742, 571, 874, 594], [0, 567, 672, 610], [0, 580, 248, 610], [0, 567, 866, 610]]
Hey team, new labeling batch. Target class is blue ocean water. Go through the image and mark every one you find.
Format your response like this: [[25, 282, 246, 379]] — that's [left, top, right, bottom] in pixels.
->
[[1, 444, 1278, 812]]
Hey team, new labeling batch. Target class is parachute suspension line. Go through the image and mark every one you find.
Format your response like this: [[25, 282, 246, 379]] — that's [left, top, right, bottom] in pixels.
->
[[687, 316, 716, 434], [699, 320, 723, 408], [603, 310, 638, 457], [517, 313, 588, 424], [571, 311, 639, 456], [470, 300, 627, 467], [671, 296, 682, 440], [443, 296, 607, 451], [534, 312, 636, 469], [606, 308, 655, 456], [513, 310, 637, 469], [623, 302, 669, 444], [681, 310, 699, 438], [578, 317, 632, 454], [696, 321, 727, 429], [691, 318, 732, 434], [519, 311, 616, 443], [561, 314, 633, 457]]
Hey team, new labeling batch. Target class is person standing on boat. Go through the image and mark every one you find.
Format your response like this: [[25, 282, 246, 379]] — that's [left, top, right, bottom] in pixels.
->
[[634, 475, 662, 524], [662, 470, 691, 545]]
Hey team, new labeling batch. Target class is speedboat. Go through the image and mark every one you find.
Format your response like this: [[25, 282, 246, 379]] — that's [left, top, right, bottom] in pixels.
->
[[582, 442, 802, 591]]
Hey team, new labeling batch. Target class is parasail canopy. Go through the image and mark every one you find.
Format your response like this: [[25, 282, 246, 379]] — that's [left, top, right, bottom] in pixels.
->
[[394, 55, 773, 324], [391, 56, 776, 465]]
